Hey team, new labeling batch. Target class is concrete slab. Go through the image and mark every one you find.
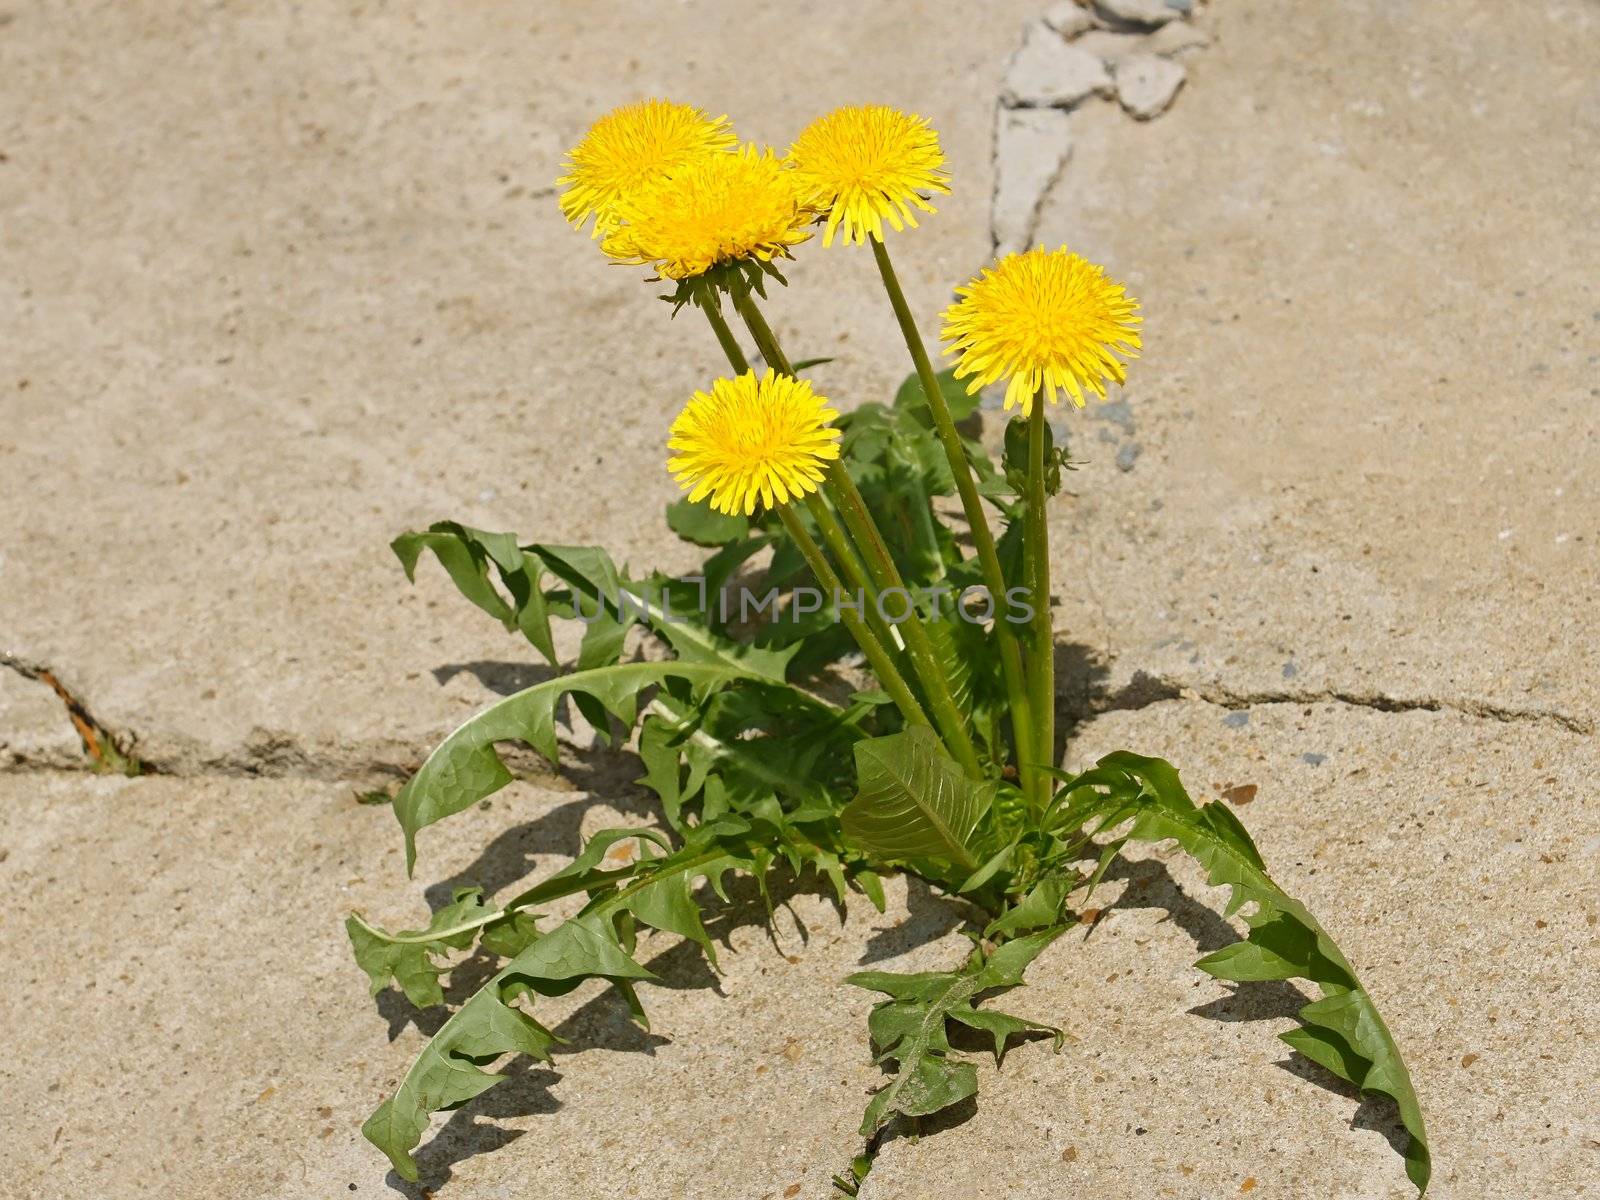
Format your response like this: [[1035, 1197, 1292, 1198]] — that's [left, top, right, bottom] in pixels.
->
[[0, 0, 1040, 774], [0, 769, 897, 1200], [3, 700, 1594, 1198], [1029, 0, 1600, 734], [863, 699, 1600, 1198]]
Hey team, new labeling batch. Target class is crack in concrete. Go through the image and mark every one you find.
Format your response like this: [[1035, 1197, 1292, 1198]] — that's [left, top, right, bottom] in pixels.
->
[[0, 652, 145, 774], [2, 660, 1585, 785], [1066, 668, 1593, 735]]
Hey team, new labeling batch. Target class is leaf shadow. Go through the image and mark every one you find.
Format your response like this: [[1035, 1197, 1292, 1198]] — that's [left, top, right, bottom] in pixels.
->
[[372, 859, 863, 1193], [856, 874, 978, 965], [382, 1057, 560, 1198], [1053, 640, 1113, 753], [1095, 853, 1239, 955], [418, 742, 661, 912], [1098, 855, 1414, 1150], [874, 1094, 981, 1151], [1274, 1052, 1414, 1162], [1053, 640, 1182, 759], [431, 659, 561, 696]]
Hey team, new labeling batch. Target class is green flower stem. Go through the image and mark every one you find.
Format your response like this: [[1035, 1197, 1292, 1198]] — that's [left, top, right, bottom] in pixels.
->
[[820, 473, 984, 779], [700, 296, 913, 685], [813, 484, 983, 780], [1025, 395, 1054, 782], [731, 287, 981, 777], [700, 298, 750, 374], [868, 235, 1039, 804], [777, 503, 932, 734], [730, 287, 793, 375], [806, 483, 921, 684]]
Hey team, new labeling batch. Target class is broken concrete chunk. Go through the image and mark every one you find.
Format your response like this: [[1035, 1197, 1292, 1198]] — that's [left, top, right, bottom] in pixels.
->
[[1002, 21, 1113, 109], [992, 107, 1074, 256], [1094, 0, 1183, 27], [1072, 28, 1148, 65], [1115, 53, 1187, 119], [1042, 0, 1095, 38], [1144, 19, 1211, 56]]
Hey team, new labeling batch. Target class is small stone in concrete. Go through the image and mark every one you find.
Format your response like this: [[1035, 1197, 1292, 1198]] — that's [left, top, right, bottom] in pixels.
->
[[1042, 0, 1095, 38], [1094, 0, 1181, 28], [1145, 18, 1212, 56], [1116, 442, 1142, 472], [1115, 53, 1187, 119], [1001, 21, 1112, 109], [1301, 751, 1327, 765], [1223, 710, 1250, 728], [991, 107, 1074, 256]]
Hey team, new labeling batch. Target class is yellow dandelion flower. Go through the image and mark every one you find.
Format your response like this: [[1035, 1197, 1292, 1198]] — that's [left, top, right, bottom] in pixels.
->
[[602, 145, 814, 280], [557, 99, 737, 235], [667, 370, 842, 515], [786, 105, 951, 247], [941, 246, 1142, 416]]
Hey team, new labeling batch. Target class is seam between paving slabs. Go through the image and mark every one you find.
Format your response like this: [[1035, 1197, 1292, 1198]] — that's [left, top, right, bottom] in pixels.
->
[[1, 652, 144, 775], [1074, 670, 1595, 736], [1, 649, 1588, 783]]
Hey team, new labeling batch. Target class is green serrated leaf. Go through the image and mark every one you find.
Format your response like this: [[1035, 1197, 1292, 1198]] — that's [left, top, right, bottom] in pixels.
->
[[363, 824, 774, 1180], [894, 366, 981, 423], [848, 927, 1064, 1135], [841, 727, 994, 870], [393, 523, 557, 665], [1060, 751, 1431, 1194], [984, 875, 1072, 941], [394, 662, 753, 872], [362, 986, 560, 1181], [346, 888, 493, 1009]]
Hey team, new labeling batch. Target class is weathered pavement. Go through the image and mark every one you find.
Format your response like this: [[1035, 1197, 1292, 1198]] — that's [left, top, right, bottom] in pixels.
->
[[2, 0, 1596, 1197]]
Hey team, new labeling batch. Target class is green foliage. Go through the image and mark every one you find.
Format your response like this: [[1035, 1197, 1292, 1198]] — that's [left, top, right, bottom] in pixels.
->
[[894, 365, 982, 424], [394, 661, 759, 872], [346, 888, 502, 1009], [355, 366, 1429, 1195], [1051, 752, 1431, 1194], [848, 928, 1064, 1135], [665, 496, 749, 546], [841, 726, 995, 872], [356, 810, 869, 1181]]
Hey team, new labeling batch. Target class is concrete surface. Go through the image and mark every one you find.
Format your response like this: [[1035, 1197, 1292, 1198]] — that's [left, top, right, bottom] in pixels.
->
[[3, 701, 1595, 1199], [3, 0, 1598, 1197], [0, 0, 1039, 775], [863, 701, 1600, 1199], [1034, 0, 1600, 735], [0, 771, 885, 1200]]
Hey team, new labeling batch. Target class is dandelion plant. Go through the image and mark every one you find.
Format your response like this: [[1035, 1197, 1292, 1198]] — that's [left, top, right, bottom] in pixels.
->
[[348, 99, 1431, 1195]]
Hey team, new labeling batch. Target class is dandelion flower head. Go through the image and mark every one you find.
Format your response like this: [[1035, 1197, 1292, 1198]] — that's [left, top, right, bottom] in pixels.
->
[[601, 145, 814, 280], [786, 105, 951, 247], [940, 246, 1142, 415], [557, 99, 736, 235], [667, 370, 842, 515]]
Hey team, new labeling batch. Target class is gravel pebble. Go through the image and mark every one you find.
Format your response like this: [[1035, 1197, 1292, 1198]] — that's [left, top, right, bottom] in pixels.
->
[[991, 107, 1075, 255], [1144, 19, 1212, 57]]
